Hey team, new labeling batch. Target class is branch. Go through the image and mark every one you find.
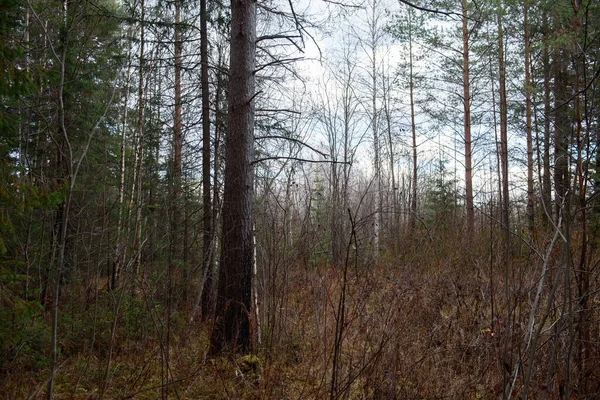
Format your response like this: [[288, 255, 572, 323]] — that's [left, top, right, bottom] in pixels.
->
[[256, 33, 305, 54], [255, 135, 328, 158], [254, 57, 304, 74], [322, 0, 362, 8], [552, 64, 600, 112], [252, 156, 351, 165], [396, 0, 461, 18], [287, 0, 306, 50], [256, 108, 301, 114]]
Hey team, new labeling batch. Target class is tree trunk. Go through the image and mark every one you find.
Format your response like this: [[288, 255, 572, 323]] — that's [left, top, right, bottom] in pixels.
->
[[497, 6, 512, 397], [523, 0, 535, 236], [541, 11, 552, 225], [382, 67, 397, 249], [113, 26, 134, 290], [133, 0, 146, 278], [553, 54, 569, 223], [200, 0, 213, 320], [209, 0, 256, 354], [48, 2, 70, 395], [461, 0, 474, 236], [370, 1, 381, 259], [200, 42, 224, 322], [172, 0, 184, 299], [408, 10, 417, 234]]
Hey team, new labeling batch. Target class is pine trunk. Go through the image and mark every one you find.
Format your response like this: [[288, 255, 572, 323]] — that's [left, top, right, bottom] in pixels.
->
[[209, 0, 257, 354]]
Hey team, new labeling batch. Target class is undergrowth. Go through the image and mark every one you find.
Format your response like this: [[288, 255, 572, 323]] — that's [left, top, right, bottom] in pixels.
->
[[1, 230, 598, 399]]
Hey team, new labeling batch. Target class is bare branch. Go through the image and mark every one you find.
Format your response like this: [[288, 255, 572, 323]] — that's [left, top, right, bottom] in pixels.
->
[[252, 156, 351, 165], [396, 0, 464, 20], [256, 108, 302, 114], [254, 57, 304, 74], [322, 0, 362, 8], [255, 135, 328, 158]]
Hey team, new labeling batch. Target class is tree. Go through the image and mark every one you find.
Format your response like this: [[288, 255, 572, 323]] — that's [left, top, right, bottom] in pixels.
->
[[523, 0, 535, 235], [209, 0, 257, 354], [171, 0, 184, 292], [461, 0, 475, 235], [200, 0, 213, 321], [388, 6, 426, 234], [20, 0, 122, 395], [316, 44, 361, 266], [495, 2, 512, 395]]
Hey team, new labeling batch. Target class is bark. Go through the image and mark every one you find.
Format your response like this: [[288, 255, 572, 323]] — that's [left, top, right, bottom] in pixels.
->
[[209, 0, 257, 354]]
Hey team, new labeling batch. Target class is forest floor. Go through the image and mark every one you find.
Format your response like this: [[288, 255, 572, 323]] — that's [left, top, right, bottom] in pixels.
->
[[3, 234, 571, 399]]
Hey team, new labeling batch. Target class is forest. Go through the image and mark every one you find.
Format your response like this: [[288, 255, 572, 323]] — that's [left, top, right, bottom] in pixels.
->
[[1, 0, 600, 398]]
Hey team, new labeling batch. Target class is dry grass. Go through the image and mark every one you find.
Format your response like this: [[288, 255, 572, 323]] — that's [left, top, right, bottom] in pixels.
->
[[3, 230, 599, 399]]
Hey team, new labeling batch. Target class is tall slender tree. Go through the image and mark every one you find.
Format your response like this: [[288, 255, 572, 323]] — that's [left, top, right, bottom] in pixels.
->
[[200, 0, 213, 321], [461, 0, 474, 235], [523, 0, 535, 235]]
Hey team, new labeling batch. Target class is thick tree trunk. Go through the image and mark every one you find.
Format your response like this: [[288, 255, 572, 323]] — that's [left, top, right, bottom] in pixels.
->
[[209, 0, 256, 354]]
